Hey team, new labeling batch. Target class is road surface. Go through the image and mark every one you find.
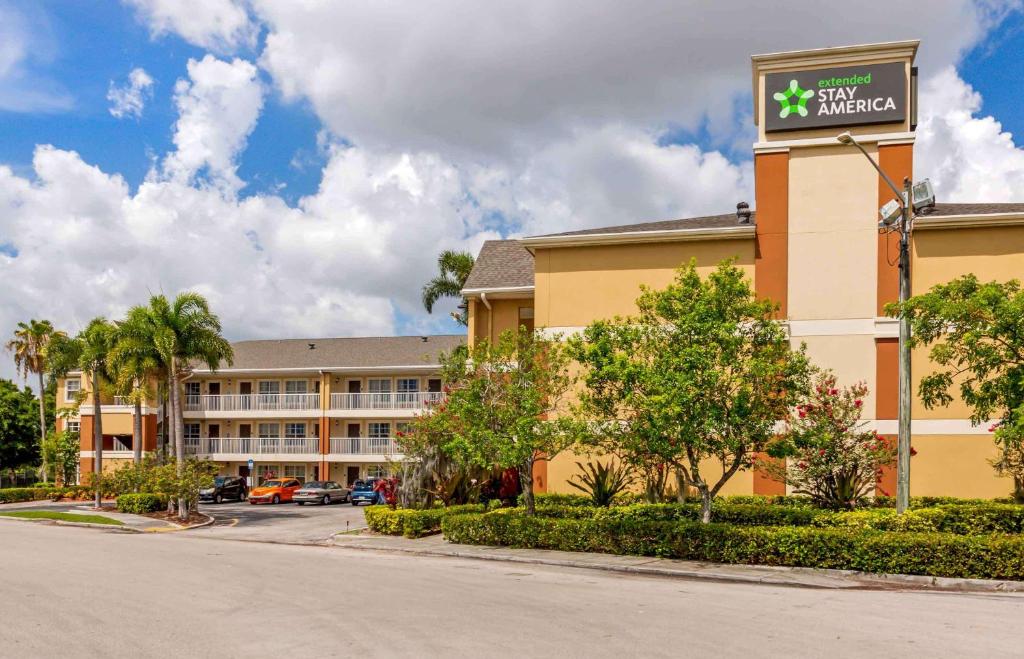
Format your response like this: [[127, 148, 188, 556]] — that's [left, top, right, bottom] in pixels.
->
[[1, 521, 1021, 658]]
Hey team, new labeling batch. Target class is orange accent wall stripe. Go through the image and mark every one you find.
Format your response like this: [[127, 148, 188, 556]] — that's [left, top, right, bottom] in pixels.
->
[[876, 144, 912, 315], [754, 151, 789, 317], [752, 452, 786, 496]]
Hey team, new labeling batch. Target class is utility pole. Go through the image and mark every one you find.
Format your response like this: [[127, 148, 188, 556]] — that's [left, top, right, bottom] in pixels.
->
[[896, 177, 913, 514]]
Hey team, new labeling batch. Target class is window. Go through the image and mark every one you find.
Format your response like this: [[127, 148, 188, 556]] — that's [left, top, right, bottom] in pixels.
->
[[258, 381, 281, 395], [258, 465, 279, 484], [367, 465, 388, 479], [396, 422, 412, 436], [258, 423, 280, 438], [283, 465, 305, 482], [368, 378, 391, 393], [66, 421, 80, 435], [368, 422, 391, 438], [397, 378, 418, 393], [285, 380, 307, 394], [183, 423, 200, 439], [65, 378, 81, 402], [285, 423, 306, 438], [184, 382, 200, 396]]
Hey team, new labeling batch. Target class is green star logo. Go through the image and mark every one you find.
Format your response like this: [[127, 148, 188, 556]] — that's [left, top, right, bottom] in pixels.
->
[[773, 79, 815, 119]]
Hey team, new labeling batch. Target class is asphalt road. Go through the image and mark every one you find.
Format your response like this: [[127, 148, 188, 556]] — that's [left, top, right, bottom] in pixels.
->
[[2, 522, 1023, 658], [194, 499, 369, 543]]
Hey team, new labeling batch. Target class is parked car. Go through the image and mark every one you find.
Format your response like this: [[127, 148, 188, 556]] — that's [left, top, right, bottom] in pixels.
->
[[349, 478, 382, 506], [199, 476, 248, 504], [294, 481, 350, 505], [248, 478, 303, 504]]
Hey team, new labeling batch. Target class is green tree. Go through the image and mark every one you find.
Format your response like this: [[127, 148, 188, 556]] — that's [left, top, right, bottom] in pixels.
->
[[568, 260, 811, 523], [0, 379, 40, 482], [42, 428, 80, 486], [888, 274, 1024, 500], [119, 293, 232, 519], [49, 318, 117, 508], [109, 315, 164, 465], [407, 328, 577, 514], [6, 319, 66, 482], [422, 250, 475, 325]]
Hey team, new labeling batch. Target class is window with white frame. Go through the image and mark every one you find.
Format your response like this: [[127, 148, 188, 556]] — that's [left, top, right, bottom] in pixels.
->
[[285, 380, 307, 394], [367, 464, 388, 479], [283, 464, 306, 481], [258, 423, 280, 438], [368, 378, 391, 393], [66, 420, 80, 435], [258, 465, 279, 484], [183, 423, 200, 439], [397, 378, 418, 393], [368, 422, 391, 438], [284, 423, 306, 438], [184, 382, 200, 396], [258, 381, 280, 395], [64, 378, 81, 402]]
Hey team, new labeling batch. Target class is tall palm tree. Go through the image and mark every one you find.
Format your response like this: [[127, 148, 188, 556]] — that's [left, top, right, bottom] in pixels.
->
[[109, 318, 163, 465], [127, 293, 233, 520], [49, 318, 116, 508], [422, 250, 475, 325], [6, 319, 66, 482]]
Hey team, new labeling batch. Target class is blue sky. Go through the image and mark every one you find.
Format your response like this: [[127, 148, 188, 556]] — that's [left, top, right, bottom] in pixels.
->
[[1, 1, 1023, 382]]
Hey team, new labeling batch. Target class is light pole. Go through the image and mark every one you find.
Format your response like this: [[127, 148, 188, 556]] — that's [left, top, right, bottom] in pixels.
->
[[837, 131, 913, 514]]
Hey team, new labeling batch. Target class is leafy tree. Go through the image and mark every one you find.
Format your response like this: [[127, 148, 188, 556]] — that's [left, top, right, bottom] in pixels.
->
[[567, 459, 634, 507], [6, 319, 66, 482], [764, 373, 898, 509], [406, 328, 577, 514], [110, 315, 164, 465], [49, 318, 117, 508], [888, 274, 1024, 500], [0, 379, 40, 481], [569, 260, 811, 523], [118, 293, 232, 520], [422, 250, 475, 325], [42, 429, 81, 486]]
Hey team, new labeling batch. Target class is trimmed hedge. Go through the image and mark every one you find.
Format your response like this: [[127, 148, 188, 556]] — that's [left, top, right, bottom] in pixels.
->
[[364, 504, 488, 538], [442, 512, 1024, 580], [0, 486, 92, 504], [116, 493, 168, 514]]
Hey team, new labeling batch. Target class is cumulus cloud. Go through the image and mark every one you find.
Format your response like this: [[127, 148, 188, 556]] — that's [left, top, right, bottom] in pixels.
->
[[107, 67, 154, 119], [126, 0, 257, 53], [915, 67, 1024, 202], [162, 55, 264, 191]]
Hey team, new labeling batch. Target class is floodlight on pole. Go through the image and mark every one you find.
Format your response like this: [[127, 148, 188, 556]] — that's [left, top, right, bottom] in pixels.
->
[[836, 131, 914, 514]]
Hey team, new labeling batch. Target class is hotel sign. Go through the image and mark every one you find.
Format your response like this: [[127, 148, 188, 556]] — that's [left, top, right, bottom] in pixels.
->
[[764, 62, 906, 132]]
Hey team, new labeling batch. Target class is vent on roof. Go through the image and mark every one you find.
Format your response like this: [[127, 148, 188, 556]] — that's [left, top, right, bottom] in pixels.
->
[[308, 343, 316, 350], [421, 336, 429, 343], [736, 201, 751, 224]]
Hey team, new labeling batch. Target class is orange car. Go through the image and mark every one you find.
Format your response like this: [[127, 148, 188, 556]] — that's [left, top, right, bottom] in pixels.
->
[[248, 478, 303, 504]]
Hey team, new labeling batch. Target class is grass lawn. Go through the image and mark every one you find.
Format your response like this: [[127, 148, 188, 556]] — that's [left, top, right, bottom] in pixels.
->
[[0, 510, 124, 525]]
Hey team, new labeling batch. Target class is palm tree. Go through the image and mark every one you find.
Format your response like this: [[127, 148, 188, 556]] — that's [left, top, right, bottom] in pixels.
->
[[109, 318, 163, 465], [7, 319, 66, 482], [126, 293, 233, 520], [422, 250, 475, 325], [49, 318, 116, 508]]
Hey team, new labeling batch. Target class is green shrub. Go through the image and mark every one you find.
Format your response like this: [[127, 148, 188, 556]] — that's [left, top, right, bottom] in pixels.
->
[[534, 493, 593, 507], [442, 513, 1024, 580], [365, 504, 488, 538], [116, 493, 167, 514], [0, 487, 55, 504]]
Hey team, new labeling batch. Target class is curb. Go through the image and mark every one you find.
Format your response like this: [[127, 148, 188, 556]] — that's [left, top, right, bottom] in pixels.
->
[[329, 535, 1024, 594], [0, 515, 138, 533], [148, 514, 217, 532]]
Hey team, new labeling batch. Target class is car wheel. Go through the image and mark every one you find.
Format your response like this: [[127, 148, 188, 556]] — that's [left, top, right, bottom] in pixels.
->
[[297, 501, 305, 506], [215, 494, 223, 504], [272, 494, 280, 505], [322, 494, 331, 505], [351, 500, 358, 506]]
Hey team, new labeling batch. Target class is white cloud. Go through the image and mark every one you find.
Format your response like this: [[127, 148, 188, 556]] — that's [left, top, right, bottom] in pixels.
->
[[107, 67, 155, 119], [915, 66, 1024, 202], [0, 2, 72, 112], [126, 0, 257, 53], [162, 55, 264, 192]]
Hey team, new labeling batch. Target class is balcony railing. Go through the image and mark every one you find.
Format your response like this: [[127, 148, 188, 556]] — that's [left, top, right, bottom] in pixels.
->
[[329, 437, 400, 455], [183, 393, 321, 413], [183, 437, 320, 455], [329, 392, 443, 411]]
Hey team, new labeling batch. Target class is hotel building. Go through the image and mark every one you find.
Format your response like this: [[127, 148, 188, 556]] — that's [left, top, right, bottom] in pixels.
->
[[61, 40, 1024, 498]]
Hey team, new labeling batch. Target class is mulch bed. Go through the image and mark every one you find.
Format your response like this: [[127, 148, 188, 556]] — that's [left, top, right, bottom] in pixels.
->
[[143, 510, 211, 526]]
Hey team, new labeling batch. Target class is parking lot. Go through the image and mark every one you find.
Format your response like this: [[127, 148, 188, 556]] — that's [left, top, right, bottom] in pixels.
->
[[193, 499, 370, 544]]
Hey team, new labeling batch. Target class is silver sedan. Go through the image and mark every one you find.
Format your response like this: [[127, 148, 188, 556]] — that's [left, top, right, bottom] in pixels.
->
[[293, 481, 351, 505]]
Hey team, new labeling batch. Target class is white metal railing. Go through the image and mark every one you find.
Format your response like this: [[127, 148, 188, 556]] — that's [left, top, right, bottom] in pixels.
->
[[111, 438, 131, 451], [183, 437, 320, 455], [183, 393, 321, 412], [328, 437, 400, 455], [328, 392, 443, 411]]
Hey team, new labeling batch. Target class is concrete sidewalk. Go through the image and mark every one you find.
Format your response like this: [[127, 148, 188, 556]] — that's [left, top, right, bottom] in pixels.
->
[[0, 500, 177, 531], [330, 531, 1024, 594]]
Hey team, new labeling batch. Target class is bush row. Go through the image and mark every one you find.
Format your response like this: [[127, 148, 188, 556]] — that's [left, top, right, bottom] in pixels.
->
[[0, 486, 93, 504], [526, 502, 1024, 535], [364, 504, 489, 538], [535, 493, 1018, 509], [116, 493, 168, 514], [441, 513, 1024, 580]]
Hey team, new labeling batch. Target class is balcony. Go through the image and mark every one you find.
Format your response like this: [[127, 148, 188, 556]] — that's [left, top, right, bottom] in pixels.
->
[[183, 393, 321, 414], [328, 436, 400, 455], [184, 437, 320, 457], [328, 392, 443, 411]]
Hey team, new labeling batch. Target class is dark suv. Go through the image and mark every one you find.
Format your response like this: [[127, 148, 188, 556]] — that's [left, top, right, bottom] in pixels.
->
[[199, 476, 248, 504]]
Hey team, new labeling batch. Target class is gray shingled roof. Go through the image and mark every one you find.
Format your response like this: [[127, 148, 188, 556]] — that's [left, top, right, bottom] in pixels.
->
[[921, 203, 1024, 216], [462, 240, 535, 290], [196, 335, 465, 371], [532, 212, 754, 238]]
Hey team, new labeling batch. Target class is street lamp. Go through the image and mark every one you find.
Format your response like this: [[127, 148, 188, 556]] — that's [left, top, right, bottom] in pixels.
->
[[836, 131, 913, 514]]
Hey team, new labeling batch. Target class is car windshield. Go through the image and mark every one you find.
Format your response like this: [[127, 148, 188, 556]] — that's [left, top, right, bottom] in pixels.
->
[[354, 483, 374, 491], [303, 482, 326, 489], [261, 480, 284, 488], [214, 477, 228, 485]]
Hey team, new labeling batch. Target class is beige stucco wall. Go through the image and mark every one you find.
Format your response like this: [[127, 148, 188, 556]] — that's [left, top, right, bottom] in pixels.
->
[[910, 435, 1013, 498], [534, 239, 755, 328], [796, 334, 878, 416], [787, 145, 879, 321], [471, 298, 531, 344]]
